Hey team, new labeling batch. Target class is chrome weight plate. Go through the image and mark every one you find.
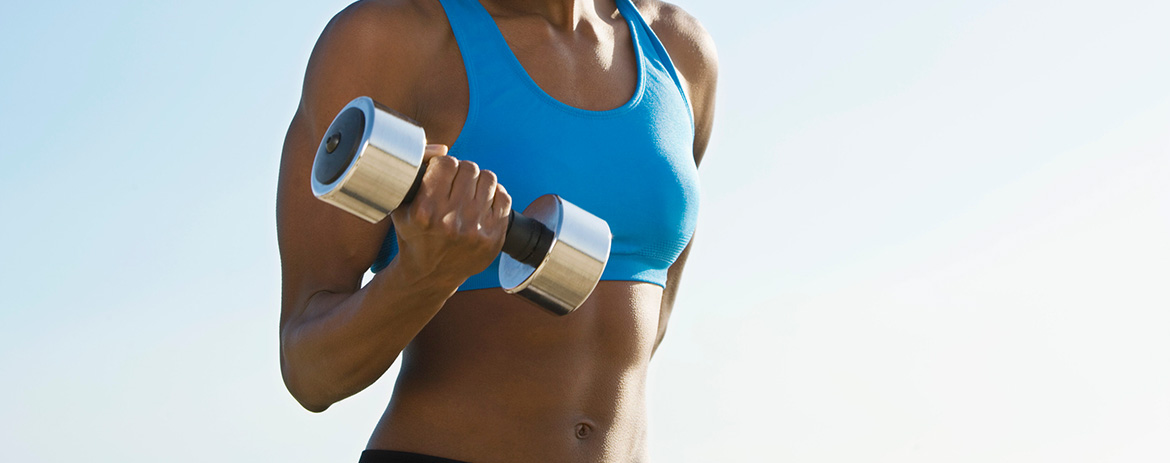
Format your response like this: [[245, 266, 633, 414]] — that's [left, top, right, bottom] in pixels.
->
[[500, 194, 612, 315], [311, 96, 427, 223]]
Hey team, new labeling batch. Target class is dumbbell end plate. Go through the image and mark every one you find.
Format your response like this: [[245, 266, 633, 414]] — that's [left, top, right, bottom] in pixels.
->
[[310, 96, 427, 223], [499, 195, 612, 316]]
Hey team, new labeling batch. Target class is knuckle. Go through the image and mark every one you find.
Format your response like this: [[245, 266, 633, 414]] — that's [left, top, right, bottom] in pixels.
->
[[431, 155, 458, 172], [458, 160, 480, 173], [410, 203, 433, 226], [480, 170, 497, 183], [456, 163, 479, 182], [444, 222, 464, 241], [481, 227, 501, 247]]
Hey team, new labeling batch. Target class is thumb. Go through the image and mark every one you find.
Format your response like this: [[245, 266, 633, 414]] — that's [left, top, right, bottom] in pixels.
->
[[423, 143, 449, 161]]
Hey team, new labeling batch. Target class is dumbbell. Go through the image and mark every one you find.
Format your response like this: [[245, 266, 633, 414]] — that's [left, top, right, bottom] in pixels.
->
[[310, 96, 611, 315]]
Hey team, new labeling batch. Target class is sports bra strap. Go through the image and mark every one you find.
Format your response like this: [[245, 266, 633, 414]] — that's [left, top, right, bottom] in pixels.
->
[[436, 0, 516, 89]]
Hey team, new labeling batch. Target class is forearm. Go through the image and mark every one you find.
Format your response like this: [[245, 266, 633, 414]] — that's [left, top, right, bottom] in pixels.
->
[[280, 257, 458, 412]]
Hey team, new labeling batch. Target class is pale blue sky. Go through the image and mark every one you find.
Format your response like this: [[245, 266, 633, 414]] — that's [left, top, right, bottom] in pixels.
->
[[2, 0, 1168, 461]]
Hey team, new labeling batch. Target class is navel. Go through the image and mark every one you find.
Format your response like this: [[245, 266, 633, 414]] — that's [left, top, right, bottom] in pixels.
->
[[575, 422, 594, 440]]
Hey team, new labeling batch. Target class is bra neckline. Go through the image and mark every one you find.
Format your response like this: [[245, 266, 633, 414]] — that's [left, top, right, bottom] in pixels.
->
[[467, 0, 648, 117]]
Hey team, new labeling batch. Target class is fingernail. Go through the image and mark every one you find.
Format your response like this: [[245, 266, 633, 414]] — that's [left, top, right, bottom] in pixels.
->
[[424, 144, 447, 155]]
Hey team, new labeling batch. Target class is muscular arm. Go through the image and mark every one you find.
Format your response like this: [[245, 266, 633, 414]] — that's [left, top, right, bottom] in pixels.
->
[[643, 1, 719, 355], [276, 2, 468, 412]]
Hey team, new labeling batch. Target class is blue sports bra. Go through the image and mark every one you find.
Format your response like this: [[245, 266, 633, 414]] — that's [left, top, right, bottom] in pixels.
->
[[371, 0, 700, 290]]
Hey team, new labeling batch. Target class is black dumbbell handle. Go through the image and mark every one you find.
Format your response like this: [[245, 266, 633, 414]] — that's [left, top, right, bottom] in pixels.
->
[[400, 161, 554, 268]]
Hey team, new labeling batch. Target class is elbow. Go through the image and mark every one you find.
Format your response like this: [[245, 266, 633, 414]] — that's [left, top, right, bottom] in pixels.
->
[[280, 345, 337, 413], [296, 395, 332, 414], [282, 362, 336, 413]]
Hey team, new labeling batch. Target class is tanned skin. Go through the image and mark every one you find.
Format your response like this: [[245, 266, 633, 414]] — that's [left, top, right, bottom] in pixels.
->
[[276, 0, 716, 460]]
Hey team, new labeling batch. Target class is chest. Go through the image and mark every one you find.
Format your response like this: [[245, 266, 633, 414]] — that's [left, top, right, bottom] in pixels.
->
[[407, 16, 640, 145], [394, 4, 700, 271]]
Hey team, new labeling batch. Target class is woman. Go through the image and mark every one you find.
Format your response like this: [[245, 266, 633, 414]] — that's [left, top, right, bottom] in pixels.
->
[[276, 0, 716, 460]]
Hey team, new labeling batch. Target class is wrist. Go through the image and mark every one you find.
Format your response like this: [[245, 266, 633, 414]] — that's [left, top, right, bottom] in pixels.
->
[[378, 250, 465, 298]]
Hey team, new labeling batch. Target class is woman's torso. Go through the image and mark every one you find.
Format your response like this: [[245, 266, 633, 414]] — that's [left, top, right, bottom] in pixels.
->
[[360, 0, 696, 460], [370, 283, 662, 461]]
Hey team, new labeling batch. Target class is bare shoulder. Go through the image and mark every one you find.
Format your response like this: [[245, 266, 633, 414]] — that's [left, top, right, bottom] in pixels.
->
[[322, 0, 450, 52], [278, 0, 456, 300], [630, 0, 718, 164], [300, 0, 453, 124], [630, 0, 718, 86]]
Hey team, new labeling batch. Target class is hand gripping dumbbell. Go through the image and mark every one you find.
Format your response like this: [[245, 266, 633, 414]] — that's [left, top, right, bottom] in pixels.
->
[[310, 96, 612, 315]]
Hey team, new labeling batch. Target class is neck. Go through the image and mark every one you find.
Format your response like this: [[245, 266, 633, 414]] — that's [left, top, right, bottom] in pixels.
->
[[483, 0, 617, 31]]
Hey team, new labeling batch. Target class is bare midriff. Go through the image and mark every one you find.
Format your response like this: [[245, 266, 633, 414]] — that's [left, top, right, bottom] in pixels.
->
[[368, 280, 662, 462]]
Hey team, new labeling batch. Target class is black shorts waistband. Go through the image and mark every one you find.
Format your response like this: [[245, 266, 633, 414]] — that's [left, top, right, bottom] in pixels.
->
[[358, 449, 470, 463]]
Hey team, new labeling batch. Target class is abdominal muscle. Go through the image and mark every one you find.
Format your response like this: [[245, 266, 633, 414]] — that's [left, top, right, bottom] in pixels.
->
[[367, 280, 663, 463]]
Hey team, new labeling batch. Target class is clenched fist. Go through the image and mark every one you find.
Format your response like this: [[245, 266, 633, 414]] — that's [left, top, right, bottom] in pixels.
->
[[389, 144, 512, 289]]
